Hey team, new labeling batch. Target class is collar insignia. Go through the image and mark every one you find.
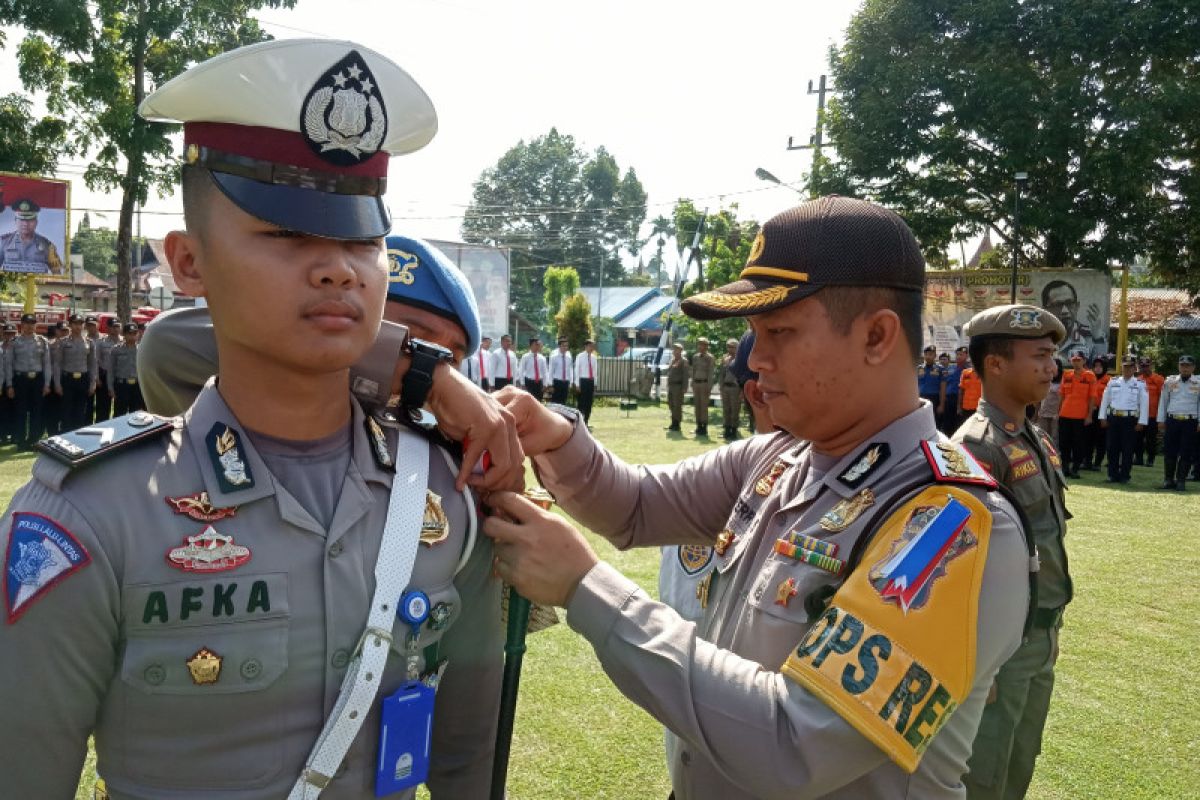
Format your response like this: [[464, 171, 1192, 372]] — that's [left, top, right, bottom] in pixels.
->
[[838, 443, 891, 489], [167, 526, 251, 573], [869, 496, 977, 613], [206, 423, 254, 493], [820, 488, 875, 532], [923, 440, 996, 487], [301, 50, 388, 166], [420, 490, 449, 547], [365, 416, 393, 469], [165, 492, 238, 522], [186, 647, 222, 685]]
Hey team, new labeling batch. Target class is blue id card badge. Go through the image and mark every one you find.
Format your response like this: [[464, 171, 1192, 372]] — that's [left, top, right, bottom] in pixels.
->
[[374, 680, 436, 796]]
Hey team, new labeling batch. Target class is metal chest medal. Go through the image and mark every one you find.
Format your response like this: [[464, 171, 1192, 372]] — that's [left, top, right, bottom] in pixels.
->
[[421, 491, 449, 547]]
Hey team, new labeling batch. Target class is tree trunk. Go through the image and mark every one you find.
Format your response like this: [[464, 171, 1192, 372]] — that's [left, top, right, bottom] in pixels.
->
[[116, 0, 148, 324]]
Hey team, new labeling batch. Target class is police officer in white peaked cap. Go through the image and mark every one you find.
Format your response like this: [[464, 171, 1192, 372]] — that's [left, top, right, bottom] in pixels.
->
[[0, 37, 524, 800]]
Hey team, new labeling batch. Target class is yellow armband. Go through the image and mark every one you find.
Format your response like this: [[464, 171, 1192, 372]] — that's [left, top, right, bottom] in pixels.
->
[[781, 485, 992, 773]]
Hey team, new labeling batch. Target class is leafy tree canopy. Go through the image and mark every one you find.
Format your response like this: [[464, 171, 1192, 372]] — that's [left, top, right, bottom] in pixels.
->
[[0, 91, 67, 175], [542, 265, 580, 336], [672, 199, 757, 348], [823, 0, 1200, 283], [1, 0, 295, 319], [461, 128, 647, 322], [554, 293, 594, 352]]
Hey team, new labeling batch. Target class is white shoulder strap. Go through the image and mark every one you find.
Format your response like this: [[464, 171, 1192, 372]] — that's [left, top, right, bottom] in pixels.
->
[[289, 428, 429, 799]]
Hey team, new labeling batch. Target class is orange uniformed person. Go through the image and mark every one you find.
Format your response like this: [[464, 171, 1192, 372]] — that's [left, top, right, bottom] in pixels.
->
[[958, 365, 982, 423], [1058, 350, 1097, 477], [1137, 356, 1165, 466]]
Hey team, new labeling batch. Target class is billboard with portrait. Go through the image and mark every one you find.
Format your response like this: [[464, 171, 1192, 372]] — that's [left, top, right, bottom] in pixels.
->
[[0, 173, 69, 275], [427, 239, 510, 343], [924, 269, 1113, 363]]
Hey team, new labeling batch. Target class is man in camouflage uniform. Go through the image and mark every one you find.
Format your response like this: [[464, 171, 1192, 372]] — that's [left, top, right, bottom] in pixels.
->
[[953, 304, 1073, 800]]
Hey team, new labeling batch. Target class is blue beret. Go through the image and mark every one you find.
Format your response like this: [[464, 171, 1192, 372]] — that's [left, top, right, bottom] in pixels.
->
[[385, 235, 481, 354], [730, 330, 757, 385]]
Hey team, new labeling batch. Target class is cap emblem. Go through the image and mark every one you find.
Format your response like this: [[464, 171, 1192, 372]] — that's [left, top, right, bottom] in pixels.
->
[[301, 51, 388, 166], [1008, 308, 1042, 330], [388, 248, 419, 286]]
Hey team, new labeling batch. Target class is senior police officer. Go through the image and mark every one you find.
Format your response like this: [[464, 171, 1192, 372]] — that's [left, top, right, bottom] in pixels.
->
[[483, 196, 1030, 799], [1097, 356, 1148, 484], [716, 337, 743, 440], [6, 312, 51, 449], [0, 199, 65, 274], [690, 336, 715, 437], [1157, 354, 1200, 491], [665, 341, 690, 432], [0, 38, 521, 800], [54, 313, 98, 431], [952, 305, 1072, 800]]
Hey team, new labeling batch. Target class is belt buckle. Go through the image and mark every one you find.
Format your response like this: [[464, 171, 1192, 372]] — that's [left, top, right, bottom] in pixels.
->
[[26, 372, 35, 379], [71, 372, 82, 379]]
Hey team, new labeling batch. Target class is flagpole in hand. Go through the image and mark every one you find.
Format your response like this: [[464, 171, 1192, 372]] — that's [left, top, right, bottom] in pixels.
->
[[489, 487, 552, 800]]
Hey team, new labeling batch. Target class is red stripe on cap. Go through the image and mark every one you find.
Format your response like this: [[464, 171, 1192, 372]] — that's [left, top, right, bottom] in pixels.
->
[[184, 122, 388, 178]]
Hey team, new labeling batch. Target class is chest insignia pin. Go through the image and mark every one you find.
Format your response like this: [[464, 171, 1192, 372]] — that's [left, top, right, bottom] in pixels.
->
[[775, 577, 799, 607], [714, 529, 737, 557], [819, 488, 875, 532], [186, 647, 222, 685], [420, 490, 449, 547]]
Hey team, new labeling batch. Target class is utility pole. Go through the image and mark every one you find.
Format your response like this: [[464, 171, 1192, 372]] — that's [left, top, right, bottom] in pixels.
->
[[787, 75, 834, 194]]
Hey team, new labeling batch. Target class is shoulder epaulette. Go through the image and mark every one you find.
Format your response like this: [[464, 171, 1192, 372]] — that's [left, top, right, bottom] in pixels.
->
[[35, 411, 175, 470], [920, 439, 997, 489]]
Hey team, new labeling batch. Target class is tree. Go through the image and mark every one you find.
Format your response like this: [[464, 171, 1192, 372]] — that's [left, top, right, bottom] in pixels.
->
[[542, 265, 580, 336], [2, 0, 296, 322], [461, 128, 647, 322], [672, 200, 758, 347], [823, 0, 1198, 274], [0, 92, 67, 175], [554, 293, 594, 352]]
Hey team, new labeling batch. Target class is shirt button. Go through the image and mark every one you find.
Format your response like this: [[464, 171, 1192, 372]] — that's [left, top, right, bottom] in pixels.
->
[[328, 541, 344, 558], [240, 658, 263, 681], [143, 664, 165, 686], [331, 649, 350, 669], [681, 751, 692, 766]]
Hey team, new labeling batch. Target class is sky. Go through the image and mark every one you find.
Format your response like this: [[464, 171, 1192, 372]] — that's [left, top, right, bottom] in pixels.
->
[[1, 0, 861, 256]]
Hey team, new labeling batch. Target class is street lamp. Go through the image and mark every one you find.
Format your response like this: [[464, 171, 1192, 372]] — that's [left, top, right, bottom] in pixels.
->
[[755, 168, 805, 197], [1010, 171, 1028, 302]]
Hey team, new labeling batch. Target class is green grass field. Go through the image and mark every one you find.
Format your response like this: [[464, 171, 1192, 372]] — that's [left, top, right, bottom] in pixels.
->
[[0, 403, 1187, 798]]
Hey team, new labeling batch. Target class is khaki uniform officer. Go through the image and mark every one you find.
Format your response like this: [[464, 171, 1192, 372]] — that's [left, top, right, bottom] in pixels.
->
[[54, 313, 99, 431], [665, 342, 690, 432], [690, 337, 715, 436], [0, 38, 504, 800], [6, 312, 51, 449], [716, 337, 743, 440], [1158, 354, 1200, 491], [487, 197, 1031, 799], [953, 305, 1073, 800]]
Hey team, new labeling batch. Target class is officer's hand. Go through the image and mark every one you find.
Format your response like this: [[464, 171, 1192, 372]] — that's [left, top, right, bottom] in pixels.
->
[[494, 385, 574, 456], [426, 365, 524, 493], [483, 490, 598, 608], [986, 681, 998, 705], [54, 386, 63, 397], [1100, 419, 1107, 428], [1083, 416, 1092, 426]]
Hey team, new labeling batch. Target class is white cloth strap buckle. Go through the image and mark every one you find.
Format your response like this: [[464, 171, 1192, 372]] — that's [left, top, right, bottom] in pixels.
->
[[288, 429, 429, 800]]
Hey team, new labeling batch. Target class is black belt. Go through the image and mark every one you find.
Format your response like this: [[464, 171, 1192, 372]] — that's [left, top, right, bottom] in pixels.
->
[[1032, 606, 1064, 629]]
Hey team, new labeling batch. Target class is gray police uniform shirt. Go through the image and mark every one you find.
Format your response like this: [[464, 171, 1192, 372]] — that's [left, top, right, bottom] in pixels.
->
[[534, 402, 1028, 799], [0, 381, 503, 799], [108, 341, 140, 392], [54, 335, 98, 390], [8, 333, 52, 389], [97, 335, 120, 375], [954, 399, 1072, 611]]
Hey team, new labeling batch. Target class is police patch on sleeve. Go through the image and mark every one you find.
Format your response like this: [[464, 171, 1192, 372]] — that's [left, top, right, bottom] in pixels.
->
[[780, 486, 993, 773], [5, 512, 91, 623]]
